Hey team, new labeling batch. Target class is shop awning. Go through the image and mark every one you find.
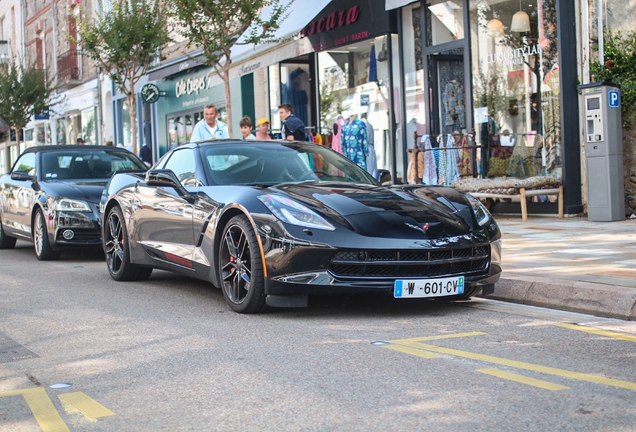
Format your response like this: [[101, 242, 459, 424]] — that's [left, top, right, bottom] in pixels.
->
[[147, 54, 208, 81], [385, 0, 418, 10]]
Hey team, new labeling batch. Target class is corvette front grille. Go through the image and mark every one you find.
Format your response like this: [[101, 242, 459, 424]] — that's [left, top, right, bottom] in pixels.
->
[[329, 245, 490, 278]]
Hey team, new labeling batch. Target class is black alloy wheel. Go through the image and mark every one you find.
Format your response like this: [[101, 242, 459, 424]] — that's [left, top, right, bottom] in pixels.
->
[[104, 206, 152, 281], [219, 215, 267, 314], [0, 217, 16, 249], [33, 209, 60, 260]]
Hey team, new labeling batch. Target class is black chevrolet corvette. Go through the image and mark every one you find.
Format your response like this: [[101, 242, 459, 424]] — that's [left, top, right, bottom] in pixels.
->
[[101, 140, 501, 313], [0, 145, 147, 260]]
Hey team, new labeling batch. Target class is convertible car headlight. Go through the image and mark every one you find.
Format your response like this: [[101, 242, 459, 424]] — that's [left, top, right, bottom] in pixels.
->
[[258, 194, 335, 231], [56, 198, 92, 212], [465, 194, 492, 227]]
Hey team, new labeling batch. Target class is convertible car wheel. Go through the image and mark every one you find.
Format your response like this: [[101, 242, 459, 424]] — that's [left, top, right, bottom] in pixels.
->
[[219, 215, 267, 314], [105, 206, 152, 281], [0, 218, 16, 249], [34, 209, 60, 260]]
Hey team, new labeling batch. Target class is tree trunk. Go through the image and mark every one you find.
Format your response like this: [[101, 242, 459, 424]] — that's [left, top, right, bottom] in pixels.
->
[[223, 65, 233, 138], [127, 69, 138, 155], [128, 91, 138, 156]]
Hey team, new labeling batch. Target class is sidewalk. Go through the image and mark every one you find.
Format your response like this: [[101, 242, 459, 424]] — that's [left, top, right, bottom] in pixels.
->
[[488, 215, 636, 321]]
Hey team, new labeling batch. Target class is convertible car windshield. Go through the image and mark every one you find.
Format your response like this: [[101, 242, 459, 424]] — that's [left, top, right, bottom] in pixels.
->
[[41, 150, 147, 180], [202, 142, 377, 186]]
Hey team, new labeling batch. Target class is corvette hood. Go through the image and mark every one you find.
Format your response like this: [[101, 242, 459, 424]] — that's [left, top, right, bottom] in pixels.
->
[[43, 180, 108, 204], [273, 182, 476, 238]]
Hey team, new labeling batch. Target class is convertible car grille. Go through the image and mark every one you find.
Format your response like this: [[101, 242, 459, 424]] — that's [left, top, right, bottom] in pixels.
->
[[329, 245, 490, 278]]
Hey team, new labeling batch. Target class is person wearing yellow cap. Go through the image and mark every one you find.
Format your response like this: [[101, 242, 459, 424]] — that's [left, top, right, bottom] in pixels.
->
[[255, 118, 273, 140]]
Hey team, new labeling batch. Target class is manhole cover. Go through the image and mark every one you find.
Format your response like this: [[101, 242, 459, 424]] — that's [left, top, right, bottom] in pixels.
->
[[0, 331, 40, 364]]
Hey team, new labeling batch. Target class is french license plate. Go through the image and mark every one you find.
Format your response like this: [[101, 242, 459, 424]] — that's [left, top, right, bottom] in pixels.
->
[[394, 276, 464, 298]]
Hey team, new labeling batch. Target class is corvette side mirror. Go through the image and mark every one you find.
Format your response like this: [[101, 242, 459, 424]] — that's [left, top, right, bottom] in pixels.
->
[[372, 169, 392, 185], [145, 169, 192, 199]]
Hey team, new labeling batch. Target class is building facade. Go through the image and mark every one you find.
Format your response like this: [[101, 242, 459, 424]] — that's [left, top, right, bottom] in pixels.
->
[[0, 0, 23, 173]]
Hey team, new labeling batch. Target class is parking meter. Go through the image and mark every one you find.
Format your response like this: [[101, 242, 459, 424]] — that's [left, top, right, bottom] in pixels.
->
[[579, 82, 625, 221]]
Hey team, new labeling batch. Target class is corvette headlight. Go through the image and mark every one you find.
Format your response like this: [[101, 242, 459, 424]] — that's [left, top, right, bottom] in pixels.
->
[[56, 198, 92, 212], [258, 194, 335, 231], [465, 194, 491, 227], [491, 239, 502, 266]]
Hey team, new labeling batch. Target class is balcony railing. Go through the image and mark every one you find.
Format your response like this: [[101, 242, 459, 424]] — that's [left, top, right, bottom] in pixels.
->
[[57, 50, 81, 87]]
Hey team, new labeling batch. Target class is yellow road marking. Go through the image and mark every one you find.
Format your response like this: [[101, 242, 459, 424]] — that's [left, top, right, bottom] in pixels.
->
[[557, 323, 636, 343], [382, 344, 439, 358], [0, 387, 69, 432], [389, 339, 636, 391], [476, 368, 570, 391], [58, 392, 115, 421], [390, 332, 487, 344]]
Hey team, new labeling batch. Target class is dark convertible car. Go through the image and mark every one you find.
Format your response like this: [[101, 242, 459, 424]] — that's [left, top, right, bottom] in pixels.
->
[[0, 145, 147, 259], [101, 140, 502, 313]]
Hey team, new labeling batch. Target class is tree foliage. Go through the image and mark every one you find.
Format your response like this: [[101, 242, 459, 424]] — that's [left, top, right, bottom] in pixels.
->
[[0, 61, 56, 143], [590, 29, 636, 126], [169, 0, 291, 137], [76, 0, 171, 153]]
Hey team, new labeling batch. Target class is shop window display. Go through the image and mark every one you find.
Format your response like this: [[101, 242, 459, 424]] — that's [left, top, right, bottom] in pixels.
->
[[470, 0, 561, 181], [81, 108, 97, 145], [317, 36, 391, 173]]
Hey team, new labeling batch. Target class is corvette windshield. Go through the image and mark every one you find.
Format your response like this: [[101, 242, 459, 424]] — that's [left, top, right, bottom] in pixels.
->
[[201, 142, 378, 186], [41, 150, 146, 180]]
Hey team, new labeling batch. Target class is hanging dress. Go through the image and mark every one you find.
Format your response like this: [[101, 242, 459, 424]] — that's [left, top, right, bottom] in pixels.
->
[[457, 134, 472, 176], [420, 135, 438, 185], [445, 134, 460, 186], [436, 135, 447, 186], [331, 119, 345, 155], [341, 118, 368, 171]]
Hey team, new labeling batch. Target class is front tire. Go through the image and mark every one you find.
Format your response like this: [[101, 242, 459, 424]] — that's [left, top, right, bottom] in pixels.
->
[[33, 209, 60, 260], [0, 217, 16, 249], [104, 206, 152, 281], [218, 215, 267, 314]]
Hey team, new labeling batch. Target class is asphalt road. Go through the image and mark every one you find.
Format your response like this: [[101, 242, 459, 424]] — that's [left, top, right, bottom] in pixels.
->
[[1, 241, 636, 432]]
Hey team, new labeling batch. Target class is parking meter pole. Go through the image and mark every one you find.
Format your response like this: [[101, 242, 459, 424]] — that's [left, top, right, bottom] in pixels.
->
[[578, 82, 625, 222]]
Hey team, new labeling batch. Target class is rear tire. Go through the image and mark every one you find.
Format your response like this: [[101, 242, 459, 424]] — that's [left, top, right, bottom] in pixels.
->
[[0, 217, 16, 249], [33, 209, 61, 260], [218, 215, 268, 314], [104, 206, 152, 281]]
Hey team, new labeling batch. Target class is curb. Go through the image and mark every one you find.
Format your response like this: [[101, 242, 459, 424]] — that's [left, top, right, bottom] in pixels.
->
[[486, 277, 636, 321]]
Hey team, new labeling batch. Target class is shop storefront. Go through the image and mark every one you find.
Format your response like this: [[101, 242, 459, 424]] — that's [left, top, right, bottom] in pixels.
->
[[148, 64, 242, 158], [267, 0, 400, 176], [390, 0, 582, 215]]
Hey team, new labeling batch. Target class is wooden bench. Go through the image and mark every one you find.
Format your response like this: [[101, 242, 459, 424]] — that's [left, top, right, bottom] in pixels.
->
[[470, 185, 564, 222]]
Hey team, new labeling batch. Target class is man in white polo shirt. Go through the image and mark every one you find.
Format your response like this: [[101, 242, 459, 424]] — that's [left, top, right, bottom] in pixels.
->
[[191, 104, 230, 142]]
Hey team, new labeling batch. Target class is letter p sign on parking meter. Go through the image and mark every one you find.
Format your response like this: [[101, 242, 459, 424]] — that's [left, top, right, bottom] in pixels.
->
[[609, 89, 620, 108]]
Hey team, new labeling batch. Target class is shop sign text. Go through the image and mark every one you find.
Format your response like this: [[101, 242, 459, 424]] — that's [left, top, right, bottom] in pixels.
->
[[175, 76, 207, 99], [301, 6, 360, 37], [238, 62, 261, 76], [485, 43, 542, 67]]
